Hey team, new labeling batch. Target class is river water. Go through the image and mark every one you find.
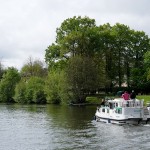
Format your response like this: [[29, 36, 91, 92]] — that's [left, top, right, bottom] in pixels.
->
[[0, 104, 149, 150]]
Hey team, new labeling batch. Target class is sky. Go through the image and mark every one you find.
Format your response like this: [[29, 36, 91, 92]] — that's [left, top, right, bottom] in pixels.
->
[[0, 0, 150, 70]]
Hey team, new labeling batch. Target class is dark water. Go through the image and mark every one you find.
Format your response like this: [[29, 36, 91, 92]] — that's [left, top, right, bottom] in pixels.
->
[[0, 104, 149, 150]]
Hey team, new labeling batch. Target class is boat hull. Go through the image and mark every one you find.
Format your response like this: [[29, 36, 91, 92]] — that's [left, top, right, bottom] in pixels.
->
[[95, 115, 150, 125]]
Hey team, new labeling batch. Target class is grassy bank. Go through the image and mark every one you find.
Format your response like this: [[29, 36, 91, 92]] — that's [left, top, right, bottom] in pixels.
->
[[136, 95, 150, 105], [86, 95, 150, 105]]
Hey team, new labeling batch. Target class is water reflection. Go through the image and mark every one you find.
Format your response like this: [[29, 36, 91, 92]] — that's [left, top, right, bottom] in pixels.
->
[[45, 105, 96, 129]]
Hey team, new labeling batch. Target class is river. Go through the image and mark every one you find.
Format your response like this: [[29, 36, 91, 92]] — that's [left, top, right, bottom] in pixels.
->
[[0, 104, 149, 150]]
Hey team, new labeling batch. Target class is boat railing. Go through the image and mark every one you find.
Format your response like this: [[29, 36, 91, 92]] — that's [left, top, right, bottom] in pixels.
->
[[121, 99, 144, 108], [98, 99, 144, 109]]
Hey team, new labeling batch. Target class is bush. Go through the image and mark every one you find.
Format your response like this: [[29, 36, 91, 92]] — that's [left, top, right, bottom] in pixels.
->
[[45, 71, 72, 104], [14, 77, 46, 104], [14, 81, 26, 103], [26, 77, 46, 104], [0, 67, 20, 103]]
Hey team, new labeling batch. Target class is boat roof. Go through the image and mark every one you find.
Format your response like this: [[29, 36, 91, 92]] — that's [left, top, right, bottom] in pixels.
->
[[107, 98, 123, 103]]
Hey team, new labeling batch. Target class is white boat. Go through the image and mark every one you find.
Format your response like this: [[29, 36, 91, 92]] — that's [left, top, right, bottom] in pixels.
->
[[95, 98, 150, 125]]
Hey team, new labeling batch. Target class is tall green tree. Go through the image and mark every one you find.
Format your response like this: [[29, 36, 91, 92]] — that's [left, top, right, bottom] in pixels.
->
[[66, 56, 105, 103], [0, 67, 20, 102], [130, 31, 150, 89], [56, 16, 96, 56], [100, 23, 150, 88], [144, 51, 150, 80], [45, 44, 67, 71], [45, 16, 150, 99], [111, 23, 132, 87], [55, 16, 105, 102], [98, 23, 117, 90]]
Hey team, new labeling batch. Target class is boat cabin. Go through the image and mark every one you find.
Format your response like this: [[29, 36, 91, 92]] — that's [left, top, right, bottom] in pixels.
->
[[107, 98, 144, 108]]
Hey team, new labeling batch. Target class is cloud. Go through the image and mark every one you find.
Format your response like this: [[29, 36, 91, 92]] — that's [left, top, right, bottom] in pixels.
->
[[0, 0, 150, 69]]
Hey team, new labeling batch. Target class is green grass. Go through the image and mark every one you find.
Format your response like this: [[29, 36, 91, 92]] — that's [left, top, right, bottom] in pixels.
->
[[86, 95, 150, 105], [86, 96, 100, 104], [136, 95, 150, 105]]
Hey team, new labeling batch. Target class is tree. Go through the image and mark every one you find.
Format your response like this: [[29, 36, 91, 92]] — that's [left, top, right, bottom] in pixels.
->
[[21, 57, 47, 79], [14, 81, 26, 103], [45, 16, 150, 99], [45, 16, 105, 102], [0, 59, 5, 80], [45, 44, 67, 71], [0, 67, 20, 102], [128, 31, 150, 90], [25, 77, 46, 104], [144, 51, 150, 80], [111, 24, 131, 87], [100, 23, 150, 88], [98, 23, 117, 90], [45, 70, 70, 104], [45, 44, 60, 68], [56, 16, 103, 59], [66, 56, 105, 103]]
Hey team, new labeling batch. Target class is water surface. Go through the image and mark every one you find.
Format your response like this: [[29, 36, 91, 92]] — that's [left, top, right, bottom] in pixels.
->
[[0, 104, 149, 150]]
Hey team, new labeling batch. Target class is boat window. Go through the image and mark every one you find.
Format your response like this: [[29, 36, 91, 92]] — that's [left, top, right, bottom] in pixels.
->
[[115, 108, 122, 114], [109, 103, 114, 109], [118, 109, 122, 114], [107, 109, 109, 113], [102, 108, 105, 112], [116, 103, 118, 107]]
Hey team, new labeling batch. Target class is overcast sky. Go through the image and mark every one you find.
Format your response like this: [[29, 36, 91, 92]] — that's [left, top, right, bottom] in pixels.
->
[[0, 0, 150, 69]]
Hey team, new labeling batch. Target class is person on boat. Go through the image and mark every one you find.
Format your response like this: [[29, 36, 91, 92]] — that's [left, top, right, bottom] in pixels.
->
[[130, 90, 136, 99], [100, 99, 105, 106], [130, 90, 136, 105], [122, 91, 130, 107], [121, 91, 130, 100]]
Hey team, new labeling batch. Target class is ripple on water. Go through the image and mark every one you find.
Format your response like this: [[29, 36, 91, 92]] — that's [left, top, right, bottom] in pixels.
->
[[0, 105, 149, 150]]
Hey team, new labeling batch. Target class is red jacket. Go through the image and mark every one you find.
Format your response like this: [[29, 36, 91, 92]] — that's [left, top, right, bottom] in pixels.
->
[[122, 92, 130, 100]]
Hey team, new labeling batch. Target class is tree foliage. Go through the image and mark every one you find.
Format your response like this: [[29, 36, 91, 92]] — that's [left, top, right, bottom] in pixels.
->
[[45, 16, 150, 102], [1, 16, 150, 104], [26, 77, 46, 104], [45, 70, 70, 104], [0, 60, 5, 80], [0, 67, 20, 102], [21, 57, 47, 78], [66, 56, 105, 103], [14, 81, 26, 103], [14, 77, 46, 104]]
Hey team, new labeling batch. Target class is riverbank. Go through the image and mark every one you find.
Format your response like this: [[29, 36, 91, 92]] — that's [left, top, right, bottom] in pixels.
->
[[0, 95, 150, 106], [86, 95, 150, 106]]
